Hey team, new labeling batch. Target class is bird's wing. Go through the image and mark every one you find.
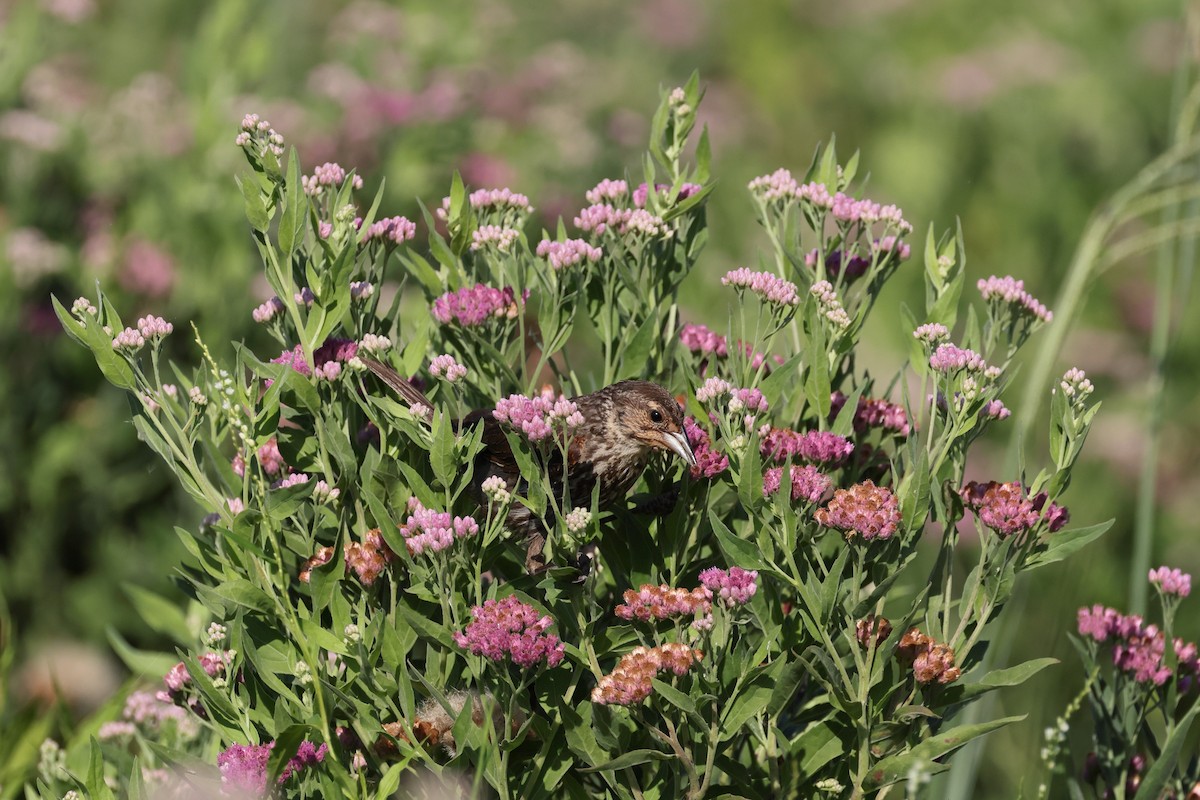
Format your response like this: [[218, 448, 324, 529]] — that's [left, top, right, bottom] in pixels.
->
[[363, 358, 435, 420]]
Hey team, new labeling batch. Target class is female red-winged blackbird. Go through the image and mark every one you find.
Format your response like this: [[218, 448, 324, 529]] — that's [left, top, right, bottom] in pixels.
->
[[364, 360, 696, 570]]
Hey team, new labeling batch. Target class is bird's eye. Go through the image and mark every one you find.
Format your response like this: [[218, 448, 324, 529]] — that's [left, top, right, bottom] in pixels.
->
[[649, 409, 664, 423]]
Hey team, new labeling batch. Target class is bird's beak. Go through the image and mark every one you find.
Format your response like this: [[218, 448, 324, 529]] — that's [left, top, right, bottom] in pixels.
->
[[662, 430, 697, 469]]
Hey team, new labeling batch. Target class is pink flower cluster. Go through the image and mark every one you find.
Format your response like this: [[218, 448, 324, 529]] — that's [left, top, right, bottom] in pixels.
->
[[217, 740, 328, 797], [270, 337, 358, 380], [977, 275, 1053, 323], [535, 238, 602, 270], [760, 428, 854, 467], [762, 465, 834, 505], [361, 215, 416, 245], [615, 584, 712, 622], [591, 643, 703, 706], [468, 187, 533, 214], [730, 387, 769, 414], [679, 323, 729, 357], [699, 567, 758, 606], [120, 690, 196, 735], [721, 268, 800, 307], [275, 472, 309, 489], [960, 481, 1069, 538], [815, 481, 900, 541], [805, 248, 871, 282], [253, 296, 285, 323], [913, 323, 949, 344], [1149, 566, 1191, 597], [133, 314, 172, 339], [235, 113, 284, 157], [470, 225, 520, 252], [683, 416, 728, 479], [162, 651, 234, 697], [585, 178, 628, 204], [432, 284, 521, 326], [429, 354, 467, 382], [302, 162, 362, 195], [632, 181, 702, 208], [454, 595, 565, 669], [829, 193, 910, 232], [399, 497, 479, 557], [492, 388, 584, 441], [747, 168, 799, 203], [573, 204, 670, 237], [112, 327, 145, 351], [829, 392, 911, 437], [1077, 604, 1200, 685], [929, 343, 987, 373]]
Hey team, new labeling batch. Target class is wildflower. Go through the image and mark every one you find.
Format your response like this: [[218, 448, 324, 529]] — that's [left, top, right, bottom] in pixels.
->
[[251, 296, 285, 323], [535, 238, 602, 270], [312, 480, 340, 504], [358, 333, 391, 354], [565, 507, 592, 533], [429, 354, 468, 382], [913, 323, 949, 344], [721, 268, 800, 307], [481, 475, 512, 504], [301, 162, 362, 195], [226, 497, 245, 514], [797, 181, 834, 209], [816, 481, 900, 541], [454, 595, 565, 668], [276, 472, 310, 489], [874, 235, 911, 259], [829, 393, 911, 437], [760, 428, 854, 467], [632, 181, 702, 208], [977, 275, 1053, 323], [205, 622, 227, 648], [1149, 566, 1192, 598], [806, 248, 871, 282], [1059, 367, 1094, 398], [591, 643, 703, 705], [293, 661, 312, 686], [929, 343, 986, 373], [762, 465, 834, 505], [432, 283, 521, 326], [615, 584, 712, 622], [344, 624, 361, 644], [895, 628, 960, 684], [695, 377, 732, 403], [399, 498, 480, 556], [960, 481, 1068, 537], [683, 416, 728, 479], [236, 113, 285, 157], [442, 187, 534, 217], [350, 280, 375, 301], [982, 399, 1011, 420], [344, 529, 396, 585], [361, 215, 416, 245], [470, 225, 520, 252], [698, 567, 758, 606], [188, 385, 207, 405], [747, 169, 799, 203], [98, 721, 137, 740], [70, 296, 97, 317], [728, 388, 769, 415], [856, 615, 893, 649], [1077, 604, 1121, 642], [810, 280, 852, 328], [257, 438, 285, 476], [585, 178, 629, 204], [492, 388, 584, 442], [679, 323, 728, 357], [294, 286, 315, 307], [218, 740, 327, 796], [112, 326, 145, 351]]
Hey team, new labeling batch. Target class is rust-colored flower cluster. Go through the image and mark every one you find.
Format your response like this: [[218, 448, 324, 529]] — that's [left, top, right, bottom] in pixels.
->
[[299, 528, 396, 586], [896, 628, 961, 685], [855, 615, 893, 650], [615, 584, 712, 623], [815, 480, 900, 541], [960, 480, 1069, 538], [591, 643, 703, 706]]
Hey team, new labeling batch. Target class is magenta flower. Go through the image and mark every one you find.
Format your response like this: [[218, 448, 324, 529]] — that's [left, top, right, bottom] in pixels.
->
[[760, 428, 854, 467], [960, 481, 1068, 537], [1149, 566, 1192, 598], [574, 204, 670, 237], [362, 215, 416, 245], [683, 416, 728, 479], [492, 388, 584, 442], [399, 497, 479, 557], [454, 595, 565, 668], [275, 472, 309, 489], [815, 481, 900, 541], [432, 283, 521, 326], [721, 268, 800, 307], [929, 343, 986, 373], [698, 567, 758, 606], [217, 740, 328, 797], [252, 297, 285, 323], [695, 377, 732, 403], [535, 238, 602, 270], [981, 399, 1011, 420], [763, 465, 833, 505], [350, 280, 374, 301], [829, 392, 911, 437], [805, 248, 871, 282], [679, 323, 728, 357]]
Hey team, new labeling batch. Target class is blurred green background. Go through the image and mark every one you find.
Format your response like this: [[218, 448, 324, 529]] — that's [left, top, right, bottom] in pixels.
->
[[0, 0, 1193, 795]]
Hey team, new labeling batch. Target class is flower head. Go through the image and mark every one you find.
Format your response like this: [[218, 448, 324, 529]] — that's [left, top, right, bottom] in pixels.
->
[[492, 388, 584, 442], [913, 323, 949, 344], [763, 465, 834, 505], [721, 268, 800, 307], [698, 567, 758, 606], [615, 584, 712, 622], [470, 225, 520, 252], [362, 215, 416, 245], [343, 529, 396, 585], [432, 283, 522, 326], [112, 326, 145, 352], [400, 498, 479, 557], [960, 481, 1068, 537], [683, 416, 728, 479], [536, 238, 602, 270], [454, 596, 564, 668], [679, 323, 728, 358], [929, 343, 986, 373], [591, 643, 703, 705], [815, 481, 900, 541], [1149, 566, 1191, 598], [977, 275, 1053, 323], [252, 297, 285, 323], [429, 354, 468, 382]]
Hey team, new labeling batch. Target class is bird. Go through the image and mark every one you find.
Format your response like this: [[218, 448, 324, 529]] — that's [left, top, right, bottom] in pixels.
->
[[363, 359, 697, 571]]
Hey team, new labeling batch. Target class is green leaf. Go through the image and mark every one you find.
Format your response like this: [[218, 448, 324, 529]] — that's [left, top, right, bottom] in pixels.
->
[[278, 148, 304, 256], [86, 738, 116, 799], [939, 658, 1058, 706], [579, 748, 672, 773], [863, 715, 1025, 789], [238, 172, 271, 232], [430, 410, 456, 490], [736, 439, 763, 512], [122, 584, 190, 645], [898, 445, 931, 534], [789, 719, 843, 775], [708, 511, 768, 571], [616, 315, 658, 380], [561, 702, 608, 768], [106, 628, 178, 677], [830, 383, 865, 437], [1027, 520, 1113, 568], [267, 724, 320, 785], [208, 579, 274, 614], [651, 678, 698, 717], [720, 674, 774, 741], [1137, 703, 1200, 800], [395, 601, 456, 649]]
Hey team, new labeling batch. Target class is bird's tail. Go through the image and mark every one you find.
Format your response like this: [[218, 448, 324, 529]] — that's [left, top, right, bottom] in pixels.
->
[[363, 358, 435, 420]]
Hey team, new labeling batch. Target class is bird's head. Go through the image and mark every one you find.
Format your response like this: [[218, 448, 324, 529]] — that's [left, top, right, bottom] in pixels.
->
[[604, 381, 697, 469]]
